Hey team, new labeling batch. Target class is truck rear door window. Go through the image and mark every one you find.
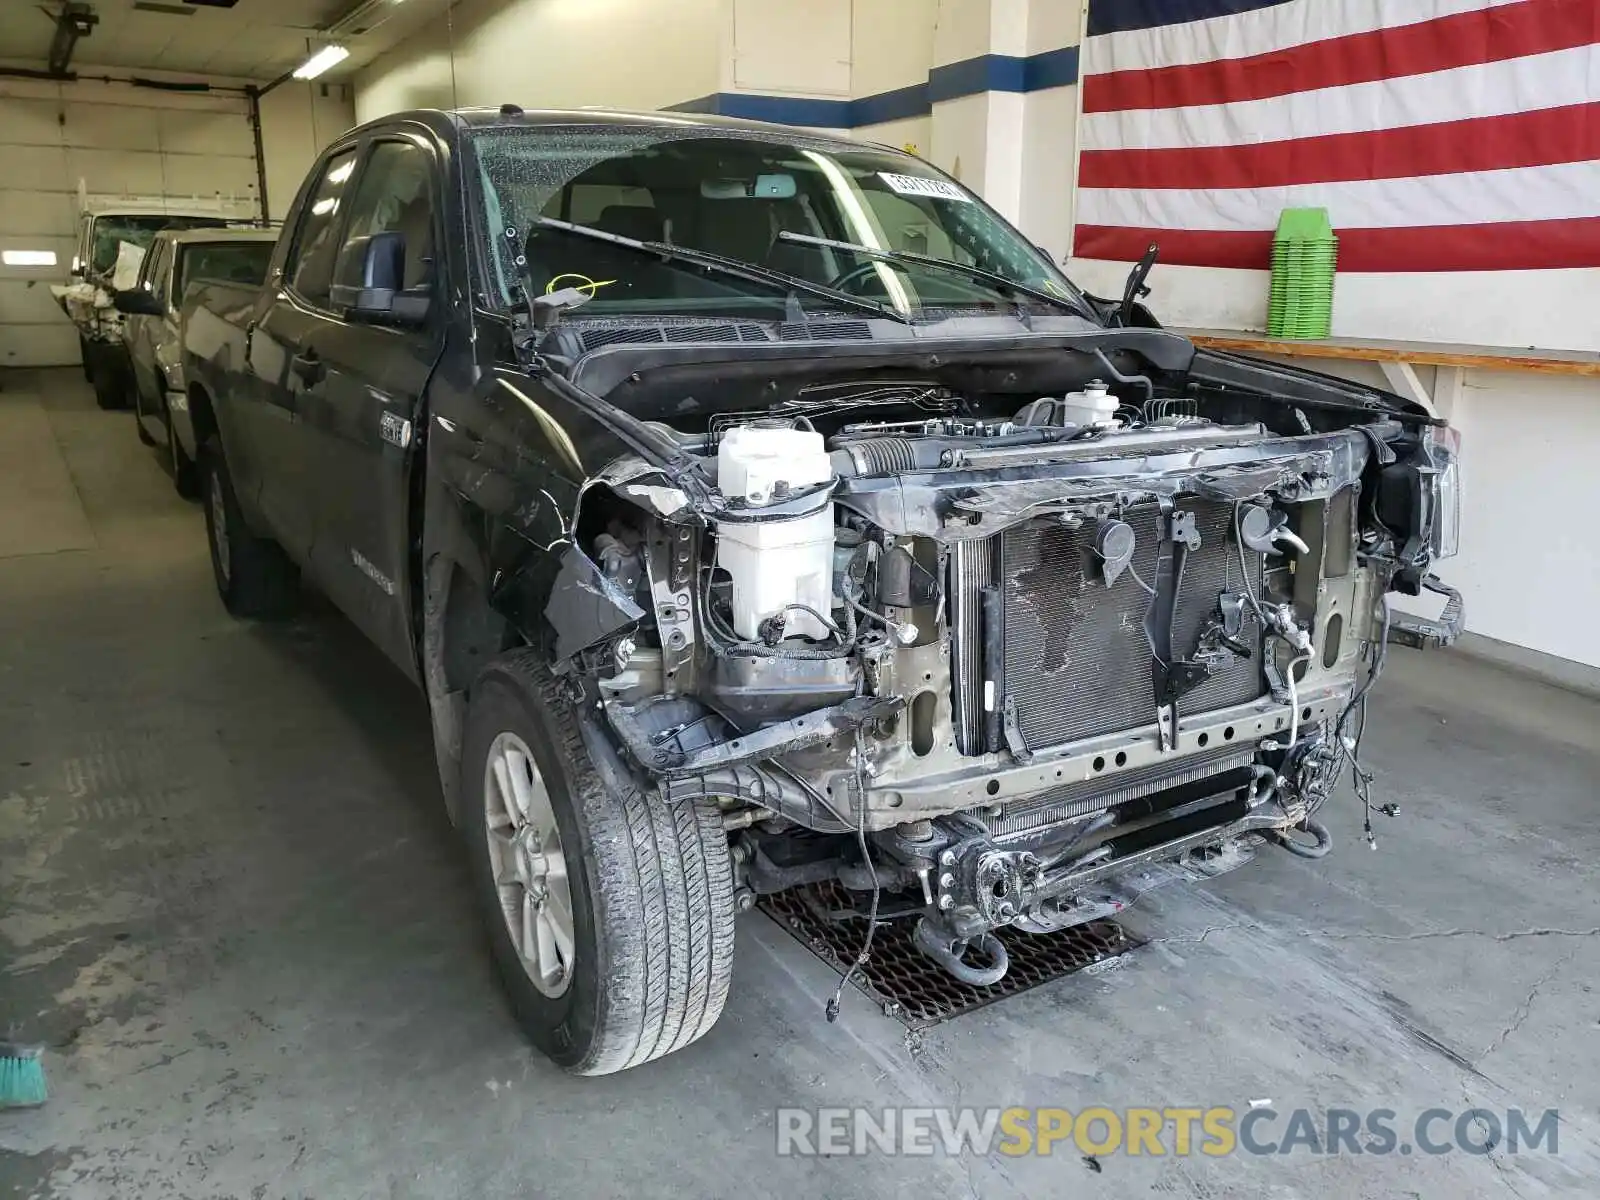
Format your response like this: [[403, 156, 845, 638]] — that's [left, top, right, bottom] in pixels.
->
[[180, 243, 274, 294]]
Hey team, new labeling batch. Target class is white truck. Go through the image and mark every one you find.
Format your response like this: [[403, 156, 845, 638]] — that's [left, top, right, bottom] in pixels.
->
[[50, 189, 256, 408]]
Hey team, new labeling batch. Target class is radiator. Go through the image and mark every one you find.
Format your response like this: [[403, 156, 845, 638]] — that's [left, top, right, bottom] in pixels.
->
[[950, 502, 1265, 755]]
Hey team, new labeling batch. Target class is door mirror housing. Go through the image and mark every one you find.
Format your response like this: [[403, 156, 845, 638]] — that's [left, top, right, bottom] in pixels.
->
[[112, 287, 163, 316], [330, 232, 430, 324]]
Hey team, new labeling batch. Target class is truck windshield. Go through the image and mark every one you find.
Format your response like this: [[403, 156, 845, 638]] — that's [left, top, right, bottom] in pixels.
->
[[90, 215, 230, 276], [468, 125, 1086, 321]]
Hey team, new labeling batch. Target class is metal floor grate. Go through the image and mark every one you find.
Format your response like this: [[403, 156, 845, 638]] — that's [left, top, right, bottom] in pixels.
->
[[761, 882, 1141, 1029]]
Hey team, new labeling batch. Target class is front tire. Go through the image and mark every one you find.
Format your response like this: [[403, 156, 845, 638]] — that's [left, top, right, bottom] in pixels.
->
[[201, 435, 298, 619], [89, 346, 128, 411], [462, 651, 736, 1075]]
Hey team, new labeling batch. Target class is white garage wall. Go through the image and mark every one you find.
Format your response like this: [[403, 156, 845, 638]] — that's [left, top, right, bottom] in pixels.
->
[[1018, 0, 1083, 263], [354, 0, 725, 123], [732, 0, 852, 96], [0, 73, 256, 368], [844, 0, 935, 156], [1444, 371, 1600, 671], [0, 70, 353, 369], [259, 82, 359, 223]]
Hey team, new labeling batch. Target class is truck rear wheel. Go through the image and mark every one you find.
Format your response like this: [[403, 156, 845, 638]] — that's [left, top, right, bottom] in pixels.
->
[[200, 435, 298, 619], [461, 650, 736, 1075]]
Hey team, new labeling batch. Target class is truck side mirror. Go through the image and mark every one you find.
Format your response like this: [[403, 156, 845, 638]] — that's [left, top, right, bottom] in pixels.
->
[[112, 288, 163, 316], [330, 232, 430, 325]]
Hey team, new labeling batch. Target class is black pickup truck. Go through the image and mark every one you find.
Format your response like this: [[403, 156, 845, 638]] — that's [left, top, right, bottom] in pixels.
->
[[182, 106, 1462, 1075]]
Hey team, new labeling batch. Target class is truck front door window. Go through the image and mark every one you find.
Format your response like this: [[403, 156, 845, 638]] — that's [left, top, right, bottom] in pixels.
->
[[338, 140, 437, 290], [288, 149, 359, 306]]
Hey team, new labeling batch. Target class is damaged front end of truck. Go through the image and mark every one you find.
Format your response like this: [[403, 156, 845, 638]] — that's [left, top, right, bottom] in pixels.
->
[[492, 321, 1463, 989]]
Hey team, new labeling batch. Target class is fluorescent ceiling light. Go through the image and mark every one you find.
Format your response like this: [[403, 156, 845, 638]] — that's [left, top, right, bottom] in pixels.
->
[[3, 249, 58, 267], [293, 45, 350, 80]]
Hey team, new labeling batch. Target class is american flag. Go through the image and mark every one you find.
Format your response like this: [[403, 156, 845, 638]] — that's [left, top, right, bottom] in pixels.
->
[[1073, 0, 1600, 271]]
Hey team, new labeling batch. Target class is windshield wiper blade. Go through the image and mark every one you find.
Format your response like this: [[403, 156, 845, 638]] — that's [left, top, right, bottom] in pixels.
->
[[530, 217, 913, 325], [775, 230, 1088, 318]]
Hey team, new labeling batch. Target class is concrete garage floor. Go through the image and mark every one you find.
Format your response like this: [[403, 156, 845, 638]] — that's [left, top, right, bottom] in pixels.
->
[[2, 367, 1599, 1199]]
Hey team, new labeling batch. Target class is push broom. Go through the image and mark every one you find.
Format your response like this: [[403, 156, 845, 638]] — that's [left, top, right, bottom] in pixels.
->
[[0, 1041, 47, 1108]]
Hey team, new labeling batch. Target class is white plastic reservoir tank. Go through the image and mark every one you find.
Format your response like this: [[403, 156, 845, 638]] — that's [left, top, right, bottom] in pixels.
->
[[1060, 380, 1118, 428], [715, 424, 835, 641]]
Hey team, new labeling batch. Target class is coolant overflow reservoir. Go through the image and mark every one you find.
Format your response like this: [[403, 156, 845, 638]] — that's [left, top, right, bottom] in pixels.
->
[[715, 425, 836, 641]]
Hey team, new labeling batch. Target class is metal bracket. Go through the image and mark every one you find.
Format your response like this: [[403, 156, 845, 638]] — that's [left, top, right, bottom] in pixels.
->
[[1001, 694, 1032, 764], [1171, 508, 1201, 551], [645, 526, 695, 692], [1143, 504, 1213, 750], [607, 694, 903, 780], [1219, 591, 1247, 638], [1387, 575, 1465, 650], [1194, 592, 1254, 668]]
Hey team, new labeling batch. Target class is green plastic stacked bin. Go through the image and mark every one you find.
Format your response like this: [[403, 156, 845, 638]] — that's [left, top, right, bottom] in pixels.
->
[[1267, 207, 1337, 339]]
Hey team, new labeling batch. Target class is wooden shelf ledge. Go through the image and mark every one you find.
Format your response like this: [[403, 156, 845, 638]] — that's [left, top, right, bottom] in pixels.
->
[[1180, 329, 1600, 379]]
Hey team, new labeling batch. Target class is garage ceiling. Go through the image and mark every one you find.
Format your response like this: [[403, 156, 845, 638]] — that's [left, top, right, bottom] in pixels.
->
[[0, 0, 454, 82]]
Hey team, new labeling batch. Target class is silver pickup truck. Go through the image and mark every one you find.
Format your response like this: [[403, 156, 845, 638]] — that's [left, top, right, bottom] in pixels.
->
[[112, 228, 276, 495], [52, 199, 243, 409]]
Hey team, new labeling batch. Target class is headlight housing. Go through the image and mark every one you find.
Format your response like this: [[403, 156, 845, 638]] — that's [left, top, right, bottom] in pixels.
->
[[1372, 423, 1462, 572], [1424, 425, 1461, 560]]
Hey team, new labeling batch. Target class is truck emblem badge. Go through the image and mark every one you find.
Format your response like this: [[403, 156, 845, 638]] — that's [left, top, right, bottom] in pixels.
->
[[350, 548, 396, 595], [380, 412, 413, 448]]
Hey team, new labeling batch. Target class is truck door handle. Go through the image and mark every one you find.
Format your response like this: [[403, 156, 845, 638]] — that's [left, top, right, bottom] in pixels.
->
[[290, 348, 325, 385]]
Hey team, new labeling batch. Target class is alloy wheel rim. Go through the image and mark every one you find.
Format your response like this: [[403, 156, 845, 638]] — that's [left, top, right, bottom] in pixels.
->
[[209, 471, 230, 583], [483, 731, 575, 998]]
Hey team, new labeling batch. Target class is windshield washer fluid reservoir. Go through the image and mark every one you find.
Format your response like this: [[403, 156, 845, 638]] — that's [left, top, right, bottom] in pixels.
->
[[716, 425, 835, 641]]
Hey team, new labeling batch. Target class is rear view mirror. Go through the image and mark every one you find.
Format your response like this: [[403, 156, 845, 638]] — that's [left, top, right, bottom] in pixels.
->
[[700, 174, 797, 200], [330, 232, 430, 324], [112, 288, 163, 316]]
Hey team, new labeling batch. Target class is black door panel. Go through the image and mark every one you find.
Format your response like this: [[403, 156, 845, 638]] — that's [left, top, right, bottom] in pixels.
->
[[297, 135, 446, 679], [238, 147, 361, 559]]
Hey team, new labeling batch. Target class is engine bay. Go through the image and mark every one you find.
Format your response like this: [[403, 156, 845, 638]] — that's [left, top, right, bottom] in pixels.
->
[[540, 350, 1460, 987]]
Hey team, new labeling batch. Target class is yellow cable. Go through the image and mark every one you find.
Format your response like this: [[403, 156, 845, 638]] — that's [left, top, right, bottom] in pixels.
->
[[545, 272, 617, 296]]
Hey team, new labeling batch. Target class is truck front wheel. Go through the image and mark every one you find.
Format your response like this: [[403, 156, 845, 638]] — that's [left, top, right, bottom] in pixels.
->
[[88, 345, 129, 411], [461, 651, 736, 1074], [200, 436, 299, 619]]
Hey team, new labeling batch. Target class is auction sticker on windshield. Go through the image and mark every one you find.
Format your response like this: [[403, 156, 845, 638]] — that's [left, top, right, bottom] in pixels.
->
[[879, 173, 971, 202]]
